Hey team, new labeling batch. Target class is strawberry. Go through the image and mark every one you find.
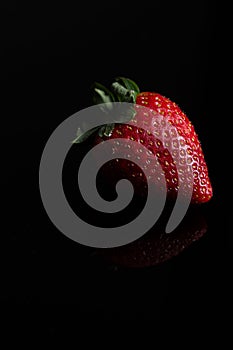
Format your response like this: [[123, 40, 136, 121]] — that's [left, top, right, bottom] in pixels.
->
[[74, 77, 213, 204]]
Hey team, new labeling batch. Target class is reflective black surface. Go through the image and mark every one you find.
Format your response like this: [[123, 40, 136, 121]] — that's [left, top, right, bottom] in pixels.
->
[[2, 0, 230, 332]]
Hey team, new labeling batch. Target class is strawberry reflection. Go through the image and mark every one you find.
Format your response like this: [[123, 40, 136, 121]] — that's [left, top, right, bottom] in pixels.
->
[[96, 206, 207, 268]]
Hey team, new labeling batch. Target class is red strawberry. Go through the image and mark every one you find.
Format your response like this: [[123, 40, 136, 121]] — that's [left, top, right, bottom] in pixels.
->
[[135, 91, 213, 203], [74, 77, 213, 204]]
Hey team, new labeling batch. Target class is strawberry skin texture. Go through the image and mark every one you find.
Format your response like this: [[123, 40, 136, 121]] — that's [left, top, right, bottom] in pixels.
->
[[137, 92, 213, 202], [94, 92, 213, 204]]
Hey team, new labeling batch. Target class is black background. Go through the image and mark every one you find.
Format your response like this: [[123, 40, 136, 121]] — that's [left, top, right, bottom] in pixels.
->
[[1, 0, 231, 336]]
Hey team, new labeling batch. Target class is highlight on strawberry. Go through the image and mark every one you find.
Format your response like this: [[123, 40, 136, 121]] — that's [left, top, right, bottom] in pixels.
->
[[74, 77, 213, 205]]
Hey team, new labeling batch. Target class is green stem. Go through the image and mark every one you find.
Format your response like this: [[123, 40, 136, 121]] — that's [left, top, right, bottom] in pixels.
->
[[73, 77, 140, 143], [111, 82, 137, 103]]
